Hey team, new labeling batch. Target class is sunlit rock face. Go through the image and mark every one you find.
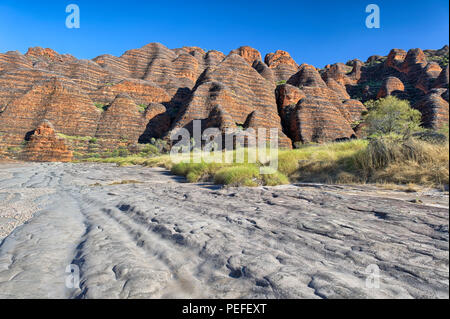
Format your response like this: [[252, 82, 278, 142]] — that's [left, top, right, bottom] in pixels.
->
[[22, 120, 73, 162], [0, 43, 448, 159]]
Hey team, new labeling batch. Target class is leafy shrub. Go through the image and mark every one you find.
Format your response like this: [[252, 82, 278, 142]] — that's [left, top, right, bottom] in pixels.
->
[[363, 96, 422, 136], [139, 144, 159, 156], [150, 138, 168, 152], [94, 103, 108, 112], [137, 104, 147, 112]]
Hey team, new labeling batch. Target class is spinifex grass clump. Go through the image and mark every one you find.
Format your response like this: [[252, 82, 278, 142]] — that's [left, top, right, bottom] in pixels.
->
[[213, 166, 261, 187], [356, 135, 432, 170], [277, 139, 368, 178], [355, 135, 449, 186]]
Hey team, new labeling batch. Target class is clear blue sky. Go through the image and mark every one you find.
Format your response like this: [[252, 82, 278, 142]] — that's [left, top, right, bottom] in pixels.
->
[[0, 0, 448, 67]]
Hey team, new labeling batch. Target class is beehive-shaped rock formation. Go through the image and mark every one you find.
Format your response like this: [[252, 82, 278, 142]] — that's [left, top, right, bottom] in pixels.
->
[[22, 120, 73, 162], [0, 43, 448, 159], [281, 64, 364, 143], [377, 77, 405, 98]]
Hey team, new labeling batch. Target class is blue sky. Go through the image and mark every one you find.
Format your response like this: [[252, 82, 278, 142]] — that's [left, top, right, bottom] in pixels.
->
[[0, 0, 448, 67]]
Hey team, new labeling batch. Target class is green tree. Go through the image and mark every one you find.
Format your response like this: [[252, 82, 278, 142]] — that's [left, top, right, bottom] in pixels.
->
[[363, 96, 422, 137]]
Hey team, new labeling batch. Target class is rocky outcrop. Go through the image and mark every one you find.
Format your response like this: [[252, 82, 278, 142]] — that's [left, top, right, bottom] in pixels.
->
[[275, 84, 306, 110], [288, 97, 356, 143], [264, 50, 299, 82], [0, 43, 448, 160], [22, 120, 73, 162], [401, 48, 428, 78], [321, 63, 354, 86], [347, 46, 449, 129], [283, 64, 362, 143], [416, 62, 442, 93], [386, 49, 407, 71], [230, 46, 262, 65], [95, 94, 148, 141], [321, 60, 363, 89], [170, 54, 292, 148], [288, 64, 327, 88], [366, 55, 385, 64], [0, 74, 100, 151], [323, 78, 351, 100], [413, 89, 449, 129], [377, 76, 405, 98], [434, 65, 449, 89]]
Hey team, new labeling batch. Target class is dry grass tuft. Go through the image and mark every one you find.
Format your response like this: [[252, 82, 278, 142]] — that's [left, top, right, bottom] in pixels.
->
[[84, 137, 448, 188]]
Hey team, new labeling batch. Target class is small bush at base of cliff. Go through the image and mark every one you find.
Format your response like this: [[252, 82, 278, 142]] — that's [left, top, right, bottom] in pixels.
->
[[363, 96, 422, 137]]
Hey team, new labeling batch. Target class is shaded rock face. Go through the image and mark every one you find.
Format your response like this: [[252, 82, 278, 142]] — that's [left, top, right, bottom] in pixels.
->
[[0, 43, 448, 159], [341, 46, 449, 129], [321, 63, 356, 86], [170, 54, 292, 148], [278, 64, 365, 143], [276, 84, 306, 110], [414, 89, 449, 129], [22, 121, 73, 162], [434, 65, 449, 89], [416, 63, 442, 93]]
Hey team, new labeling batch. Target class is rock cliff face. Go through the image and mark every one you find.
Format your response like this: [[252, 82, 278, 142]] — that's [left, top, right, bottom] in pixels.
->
[[377, 77, 405, 99], [21, 120, 73, 162], [0, 43, 448, 161], [281, 64, 364, 143]]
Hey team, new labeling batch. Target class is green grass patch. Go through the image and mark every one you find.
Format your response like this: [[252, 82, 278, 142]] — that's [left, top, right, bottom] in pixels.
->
[[57, 134, 94, 142], [94, 103, 108, 112], [172, 162, 227, 183], [137, 104, 148, 112], [82, 138, 448, 188], [278, 139, 368, 176], [214, 166, 261, 187]]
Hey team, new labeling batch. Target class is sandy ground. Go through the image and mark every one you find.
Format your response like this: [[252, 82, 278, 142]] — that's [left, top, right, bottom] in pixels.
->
[[0, 163, 448, 299]]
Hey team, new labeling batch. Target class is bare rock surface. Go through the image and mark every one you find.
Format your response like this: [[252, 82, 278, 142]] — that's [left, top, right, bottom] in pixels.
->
[[0, 163, 448, 299]]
